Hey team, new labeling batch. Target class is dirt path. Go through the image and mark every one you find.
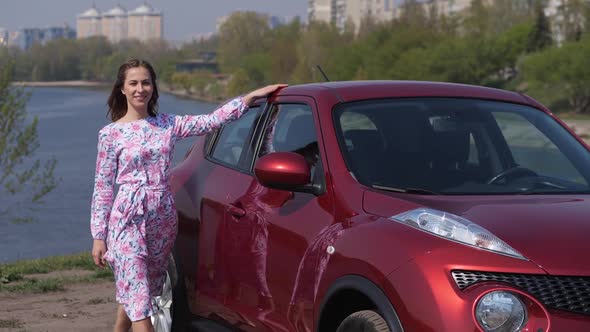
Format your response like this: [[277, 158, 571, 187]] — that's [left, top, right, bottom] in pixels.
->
[[0, 279, 116, 332]]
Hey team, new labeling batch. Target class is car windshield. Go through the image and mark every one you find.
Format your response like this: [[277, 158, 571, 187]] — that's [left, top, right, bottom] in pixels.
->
[[334, 98, 590, 195]]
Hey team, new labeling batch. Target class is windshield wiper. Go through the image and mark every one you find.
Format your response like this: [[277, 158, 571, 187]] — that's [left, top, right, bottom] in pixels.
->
[[372, 184, 439, 195]]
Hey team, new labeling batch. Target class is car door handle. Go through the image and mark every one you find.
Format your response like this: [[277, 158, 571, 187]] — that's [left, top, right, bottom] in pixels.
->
[[227, 204, 246, 218]]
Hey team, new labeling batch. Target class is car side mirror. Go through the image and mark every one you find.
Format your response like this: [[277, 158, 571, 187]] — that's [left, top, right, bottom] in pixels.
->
[[254, 152, 321, 195]]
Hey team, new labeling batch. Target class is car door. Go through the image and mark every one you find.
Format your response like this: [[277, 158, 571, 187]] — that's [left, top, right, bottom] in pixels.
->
[[181, 104, 266, 326], [222, 97, 338, 332]]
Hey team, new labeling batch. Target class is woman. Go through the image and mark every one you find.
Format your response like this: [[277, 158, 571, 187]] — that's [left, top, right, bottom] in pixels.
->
[[90, 58, 286, 332]]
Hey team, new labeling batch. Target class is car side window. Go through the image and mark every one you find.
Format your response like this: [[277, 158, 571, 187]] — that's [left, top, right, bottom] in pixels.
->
[[210, 106, 261, 168], [258, 104, 320, 183]]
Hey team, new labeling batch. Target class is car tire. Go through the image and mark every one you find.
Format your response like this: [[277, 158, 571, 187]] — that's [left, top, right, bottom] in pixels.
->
[[168, 254, 191, 332], [336, 310, 391, 332]]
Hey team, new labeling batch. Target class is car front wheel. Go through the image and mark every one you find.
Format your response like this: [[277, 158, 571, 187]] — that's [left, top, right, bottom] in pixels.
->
[[336, 310, 391, 332]]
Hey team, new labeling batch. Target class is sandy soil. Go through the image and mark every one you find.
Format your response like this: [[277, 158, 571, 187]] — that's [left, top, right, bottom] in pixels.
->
[[0, 275, 116, 332]]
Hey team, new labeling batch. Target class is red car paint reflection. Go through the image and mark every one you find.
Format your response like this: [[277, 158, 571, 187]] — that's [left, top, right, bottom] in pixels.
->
[[172, 81, 590, 332]]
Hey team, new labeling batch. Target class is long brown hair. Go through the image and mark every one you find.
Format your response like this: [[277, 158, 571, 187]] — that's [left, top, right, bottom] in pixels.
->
[[107, 59, 159, 122]]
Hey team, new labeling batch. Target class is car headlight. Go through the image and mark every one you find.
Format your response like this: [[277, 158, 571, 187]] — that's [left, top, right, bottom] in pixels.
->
[[390, 208, 525, 259], [475, 291, 527, 332]]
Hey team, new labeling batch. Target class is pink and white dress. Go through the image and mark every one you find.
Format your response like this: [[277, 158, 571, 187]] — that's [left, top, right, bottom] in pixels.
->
[[90, 97, 247, 321]]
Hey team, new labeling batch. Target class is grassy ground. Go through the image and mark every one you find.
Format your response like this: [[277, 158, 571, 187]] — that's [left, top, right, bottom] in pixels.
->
[[0, 252, 113, 294], [1, 253, 116, 331]]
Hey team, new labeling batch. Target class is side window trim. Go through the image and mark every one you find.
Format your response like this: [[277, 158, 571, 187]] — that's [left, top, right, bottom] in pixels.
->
[[206, 105, 263, 172], [238, 102, 273, 172], [248, 103, 279, 173]]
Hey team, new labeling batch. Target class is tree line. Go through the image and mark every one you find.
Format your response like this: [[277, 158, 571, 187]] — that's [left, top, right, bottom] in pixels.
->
[[2, 0, 590, 112]]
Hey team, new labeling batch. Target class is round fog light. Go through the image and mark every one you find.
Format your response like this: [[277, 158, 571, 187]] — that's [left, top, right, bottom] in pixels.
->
[[475, 291, 526, 331]]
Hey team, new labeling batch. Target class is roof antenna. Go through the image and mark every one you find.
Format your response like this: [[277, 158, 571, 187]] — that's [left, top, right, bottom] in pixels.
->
[[316, 65, 330, 82]]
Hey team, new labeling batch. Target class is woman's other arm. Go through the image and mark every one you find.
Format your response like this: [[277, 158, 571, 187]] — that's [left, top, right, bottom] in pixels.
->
[[173, 84, 288, 138], [90, 128, 117, 267]]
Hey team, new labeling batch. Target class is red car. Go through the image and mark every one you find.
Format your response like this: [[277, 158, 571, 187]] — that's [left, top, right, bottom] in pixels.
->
[[153, 81, 590, 332]]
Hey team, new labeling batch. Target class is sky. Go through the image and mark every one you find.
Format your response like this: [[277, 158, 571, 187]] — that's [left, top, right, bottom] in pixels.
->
[[0, 0, 308, 41]]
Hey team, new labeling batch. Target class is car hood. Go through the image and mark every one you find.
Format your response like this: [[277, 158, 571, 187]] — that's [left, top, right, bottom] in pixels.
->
[[363, 191, 590, 276]]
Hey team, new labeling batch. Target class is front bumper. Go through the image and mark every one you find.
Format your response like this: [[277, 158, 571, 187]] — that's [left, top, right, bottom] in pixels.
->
[[383, 245, 590, 332]]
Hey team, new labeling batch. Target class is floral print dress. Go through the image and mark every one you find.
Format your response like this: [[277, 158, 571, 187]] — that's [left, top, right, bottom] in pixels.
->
[[90, 97, 247, 321]]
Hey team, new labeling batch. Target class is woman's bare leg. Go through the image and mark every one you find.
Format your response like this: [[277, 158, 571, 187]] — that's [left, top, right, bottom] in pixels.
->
[[114, 305, 132, 332], [131, 317, 155, 332]]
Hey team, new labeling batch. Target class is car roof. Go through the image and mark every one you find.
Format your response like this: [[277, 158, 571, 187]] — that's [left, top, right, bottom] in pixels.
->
[[278, 80, 531, 105]]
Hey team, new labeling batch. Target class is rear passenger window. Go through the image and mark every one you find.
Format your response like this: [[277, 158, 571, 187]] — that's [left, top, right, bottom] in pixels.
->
[[210, 106, 261, 168]]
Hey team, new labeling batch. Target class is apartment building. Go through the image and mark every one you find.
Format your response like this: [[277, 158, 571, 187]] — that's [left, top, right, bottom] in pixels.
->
[[0, 28, 8, 46], [128, 4, 163, 42], [7, 26, 75, 50], [309, 0, 474, 31], [102, 5, 128, 43], [76, 3, 162, 42]]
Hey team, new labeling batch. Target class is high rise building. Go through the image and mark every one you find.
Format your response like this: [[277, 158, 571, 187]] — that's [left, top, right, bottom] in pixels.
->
[[7, 26, 74, 50], [77, 5, 102, 38], [76, 3, 162, 42], [308, 0, 333, 23], [102, 5, 128, 43], [309, 0, 475, 32], [309, 0, 399, 31], [0, 28, 8, 46], [128, 3, 163, 41]]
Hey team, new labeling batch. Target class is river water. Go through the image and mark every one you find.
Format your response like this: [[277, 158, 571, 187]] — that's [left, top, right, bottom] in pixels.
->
[[0, 87, 217, 263]]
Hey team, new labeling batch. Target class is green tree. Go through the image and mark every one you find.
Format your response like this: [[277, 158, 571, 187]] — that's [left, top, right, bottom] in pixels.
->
[[555, 0, 588, 42], [488, 0, 536, 35], [170, 72, 194, 94], [189, 72, 211, 96], [494, 22, 534, 81], [527, 3, 552, 52], [292, 22, 347, 83], [521, 37, 590, 113], [398, 0, 429, 28], [226, 68, 254, 96], [267, 18, 302, 82], [372, 23, 442, 79], [241, 53, 272, 86], [28, 38, 81, 81], [217, 11, 271, 72], [77, 36, 113, 80], [358, 14, 380, 38], [0, 62, 57, 221], [464, 0, 490, 36]]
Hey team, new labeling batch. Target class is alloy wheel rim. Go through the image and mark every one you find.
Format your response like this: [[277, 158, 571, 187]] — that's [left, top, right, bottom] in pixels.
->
[[151, 272, 173, 332]]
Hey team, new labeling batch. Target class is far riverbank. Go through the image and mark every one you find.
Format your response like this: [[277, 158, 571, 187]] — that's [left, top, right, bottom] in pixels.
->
[[12, 80, 109, 88], [10, 81, 590, 139], [11, 80, 223, 103]]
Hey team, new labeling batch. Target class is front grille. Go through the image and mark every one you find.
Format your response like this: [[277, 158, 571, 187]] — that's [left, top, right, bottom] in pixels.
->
[[452, 270, 590, 316]]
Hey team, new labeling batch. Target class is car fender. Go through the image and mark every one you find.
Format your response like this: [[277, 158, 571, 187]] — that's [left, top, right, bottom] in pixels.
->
[[316, 274, 404, 332], [311, 215, 453, 330]]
